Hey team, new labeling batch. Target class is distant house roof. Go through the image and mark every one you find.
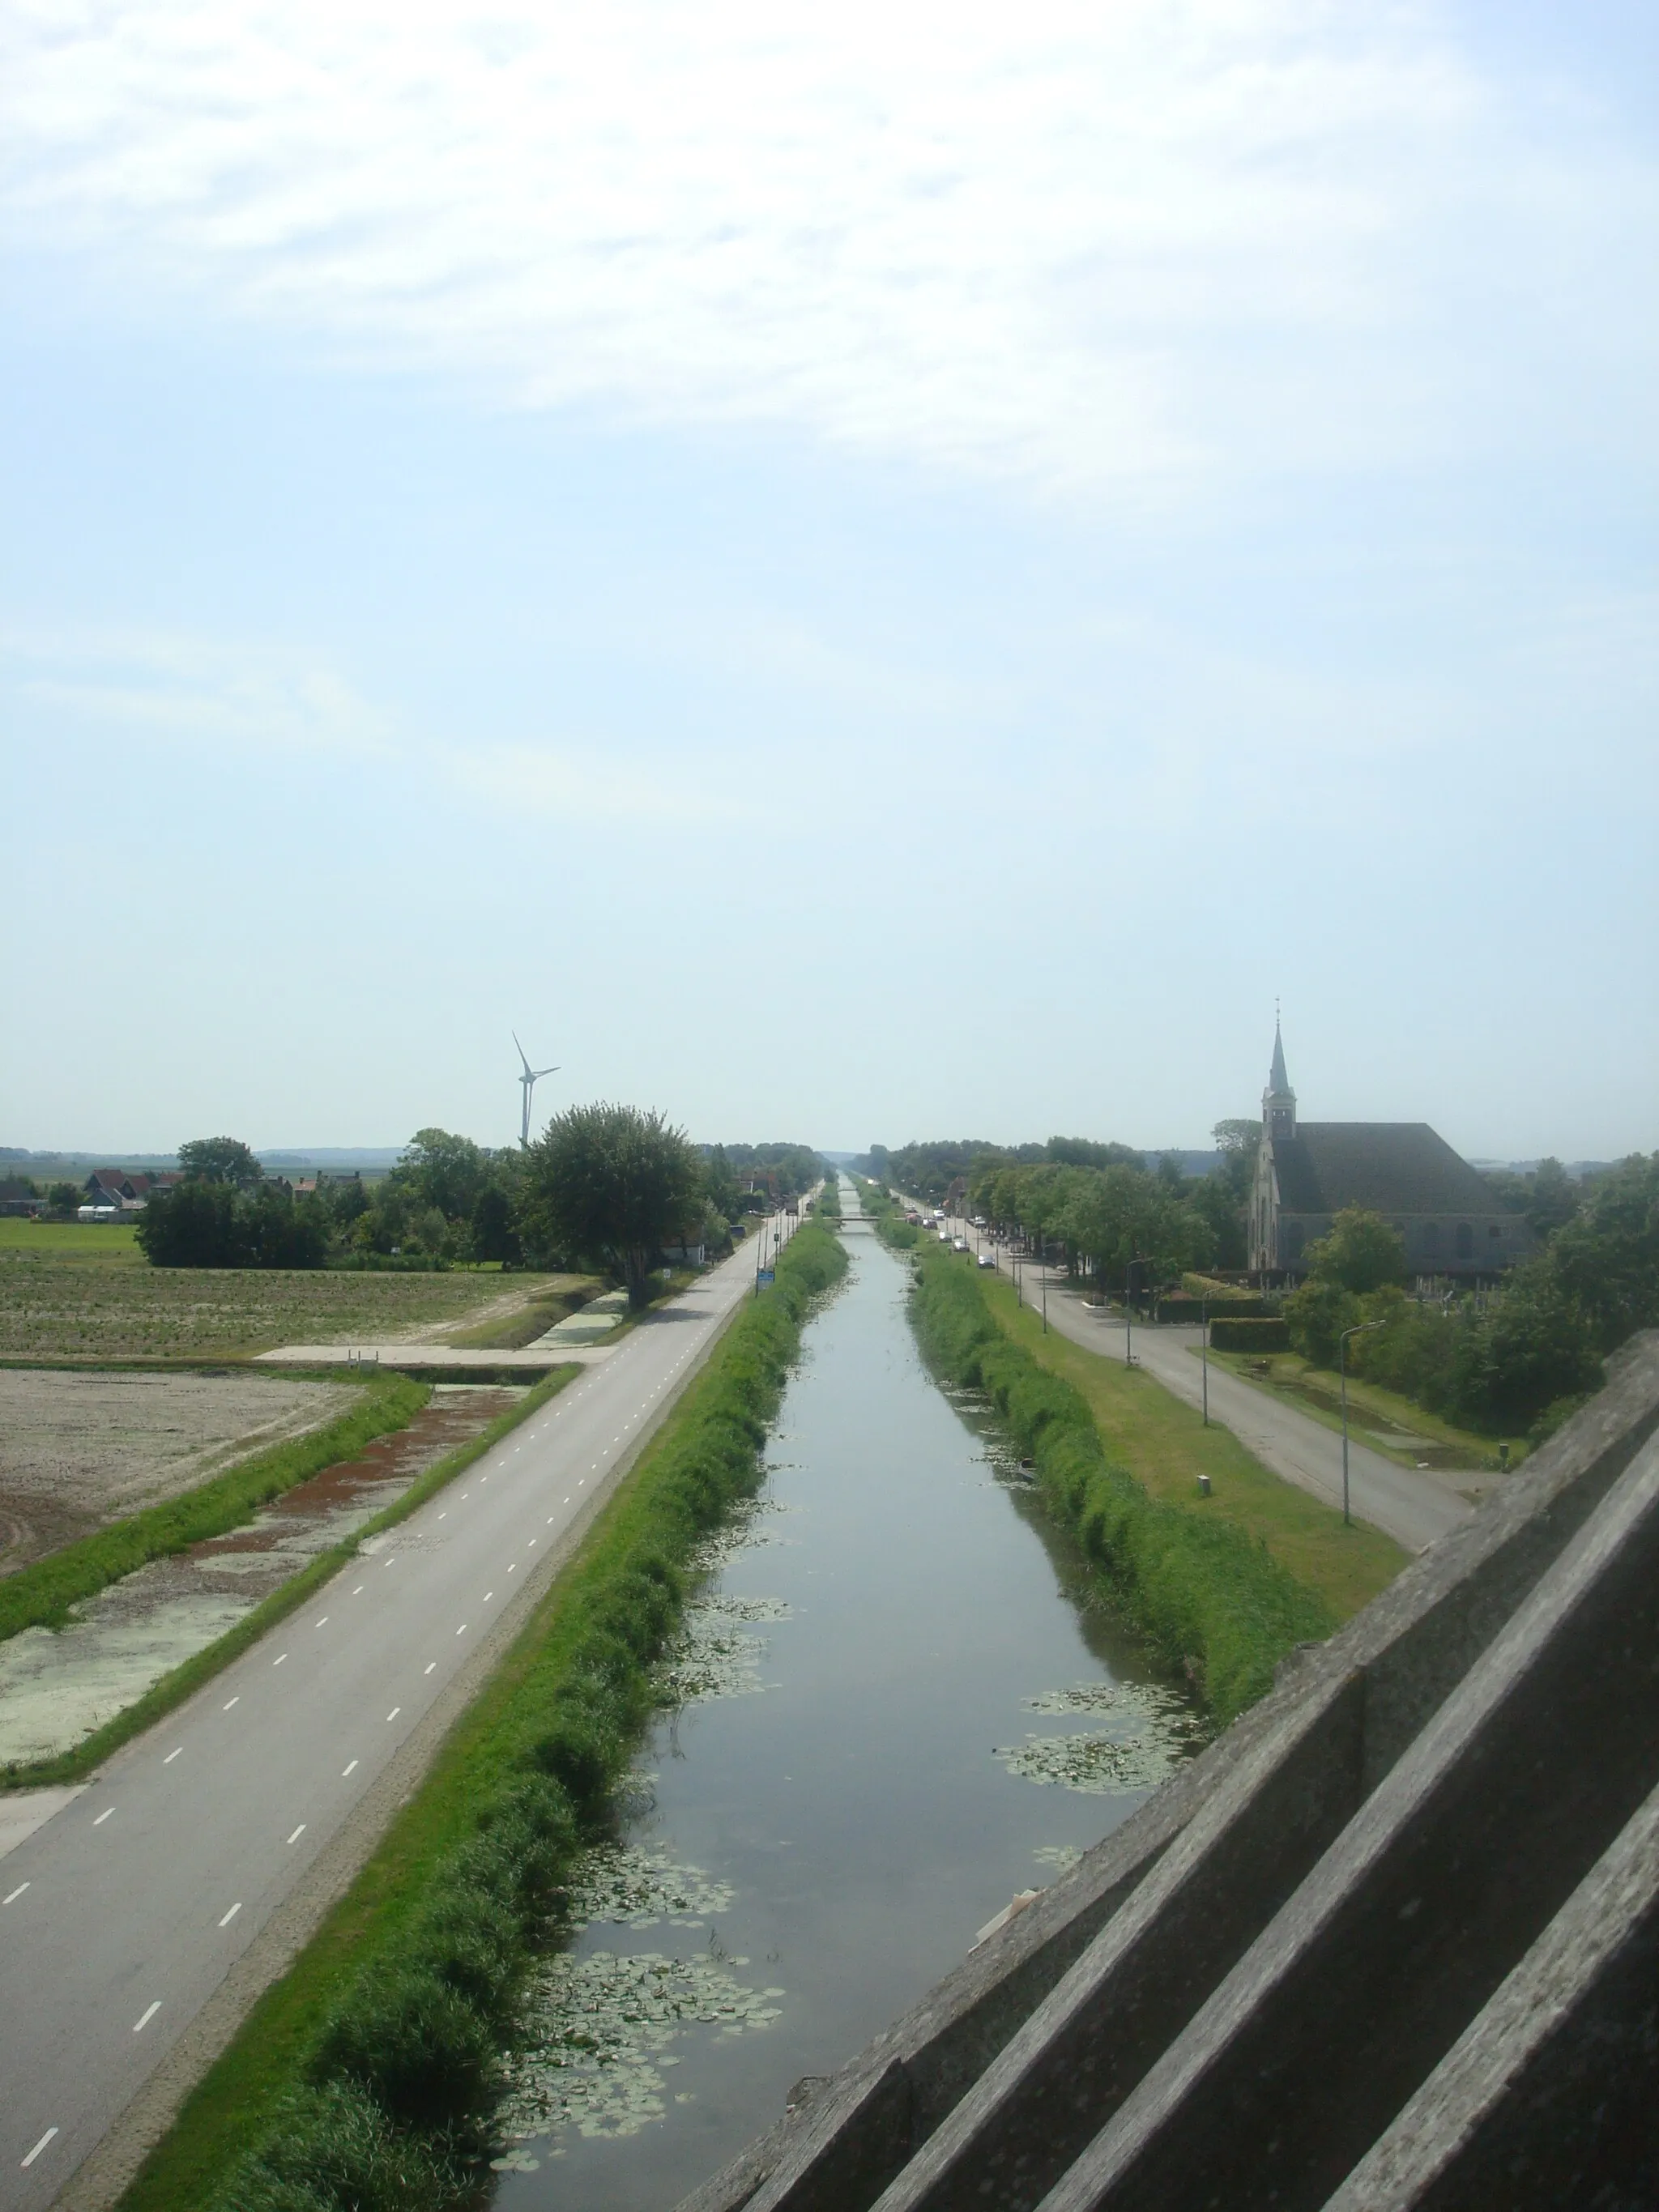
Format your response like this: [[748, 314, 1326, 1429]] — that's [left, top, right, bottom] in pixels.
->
[[1273, 1123, 1503, 1217]]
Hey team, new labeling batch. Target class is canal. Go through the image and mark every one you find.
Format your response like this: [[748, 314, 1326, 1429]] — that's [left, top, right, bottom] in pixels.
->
[[492, 1189, 1201, 2208]]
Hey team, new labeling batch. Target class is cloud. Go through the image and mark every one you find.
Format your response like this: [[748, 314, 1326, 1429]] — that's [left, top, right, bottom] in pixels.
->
[[5, 0, 1651, 494], [1, 622, 393, 758], [450, 740, 737, 824]]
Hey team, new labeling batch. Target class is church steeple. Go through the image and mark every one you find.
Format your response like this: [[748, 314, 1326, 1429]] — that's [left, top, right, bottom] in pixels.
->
[[1264, 1012, 1296, 1142]]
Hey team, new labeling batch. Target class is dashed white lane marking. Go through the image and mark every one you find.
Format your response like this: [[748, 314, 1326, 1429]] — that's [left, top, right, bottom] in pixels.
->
[[315, 1617, 329, 1629], [273, 1653, 288, 1667], [508, 1563, 517, 1573], [224, 1696, 239, 1710], [527, 1538, 537, 1548], [384, 1556, 394, 1566], [20, 2126, 58, 2167], [438, 1512, 447, 1519], [386, 1707, 401, 1722], [460, 1493, 470, 1500], [93, 1809, 114, 1826], [3, 1882, 28, 1904], [352, 1585, 365, 1595], [219, 1902, 241, 1928], [424, 1662, 436, 1675], [133, 2001, 160, 2033], [287, 1825, 306, 1845], [164, 1747, 182, 1764], [484, 1592, 493, 1603], [456, 1623, 467, 1635], [342, 1759, 359, 1777]]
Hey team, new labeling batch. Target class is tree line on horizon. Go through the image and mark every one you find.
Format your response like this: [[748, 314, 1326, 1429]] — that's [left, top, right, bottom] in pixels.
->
[[133, 1123, 824, 1298]]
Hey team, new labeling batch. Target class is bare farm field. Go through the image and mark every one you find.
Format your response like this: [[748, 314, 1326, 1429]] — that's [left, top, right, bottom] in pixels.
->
[[0, 1248, 569, 1362], [0, 1369, 359, 1573]]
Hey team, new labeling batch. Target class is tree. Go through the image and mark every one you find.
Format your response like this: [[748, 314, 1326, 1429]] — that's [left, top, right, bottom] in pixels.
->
[[469, 1185, 522, 1265], [523, 1102, 703, 1309], [46, 1180, 80, 1218], [400, 1129, 486, 1221], [1283, 1276, 1363, 1366], [177, 1136, 264, 1189], [1545, 1154, 1659, 1352], [1304, 1207, 1406, 1294]]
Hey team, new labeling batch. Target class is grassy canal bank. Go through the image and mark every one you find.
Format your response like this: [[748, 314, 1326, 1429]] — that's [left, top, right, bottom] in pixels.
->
[[868, 1190, 1403, 1722], [122, 1219, 848, 2212]]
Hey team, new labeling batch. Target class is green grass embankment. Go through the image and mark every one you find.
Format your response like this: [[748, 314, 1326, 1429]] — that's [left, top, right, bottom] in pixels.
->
[[122, 1220, 848, 2212], [904, 1238, 1348, 1724], [0, 1375, 429, 1649]]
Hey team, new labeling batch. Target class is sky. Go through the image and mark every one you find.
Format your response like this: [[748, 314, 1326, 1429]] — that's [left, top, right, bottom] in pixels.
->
[[2, 0, 1655, 1164]]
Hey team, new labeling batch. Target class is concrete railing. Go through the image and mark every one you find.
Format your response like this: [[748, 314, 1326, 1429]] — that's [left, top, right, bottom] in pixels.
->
[[680, 1332, 1659, 2212]]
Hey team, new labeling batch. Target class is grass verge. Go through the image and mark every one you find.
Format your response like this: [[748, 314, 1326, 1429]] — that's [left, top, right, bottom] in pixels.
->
[[2, 1373, 578, 1792], [0, 1375, 429, 1647], [119, 1221, 847, 2212], [978, 1274, 1405, 1623], [1209, 1349, 1523, 1472], [904, 1236, 1351, 1724]]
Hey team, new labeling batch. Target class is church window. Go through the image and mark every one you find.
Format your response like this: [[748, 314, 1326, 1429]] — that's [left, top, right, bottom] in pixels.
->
[[1456, 1222, 1474, 1260]]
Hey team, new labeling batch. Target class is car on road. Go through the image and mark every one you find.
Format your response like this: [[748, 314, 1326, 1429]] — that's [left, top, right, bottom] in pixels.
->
[[953, 1237, 969, 1252], [977, 1251, 997, 1268], [938, 1229, 952, 1242]]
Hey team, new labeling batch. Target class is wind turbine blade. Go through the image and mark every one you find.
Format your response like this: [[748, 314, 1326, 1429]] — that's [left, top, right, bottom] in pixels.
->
[[534, 1063, 561, 1081]]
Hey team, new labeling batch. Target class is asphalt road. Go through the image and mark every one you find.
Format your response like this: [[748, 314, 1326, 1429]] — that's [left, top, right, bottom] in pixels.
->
[[0, 1227, 786, 2210], [931, 1212, 1470, 1555]]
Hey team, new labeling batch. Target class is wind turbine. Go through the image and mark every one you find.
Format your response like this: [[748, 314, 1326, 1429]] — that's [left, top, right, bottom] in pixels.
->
[[514, 1034, 561, 1147]]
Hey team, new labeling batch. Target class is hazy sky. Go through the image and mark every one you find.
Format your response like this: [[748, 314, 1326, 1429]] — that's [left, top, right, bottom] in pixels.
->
[[3, 1, 1655, 1162]]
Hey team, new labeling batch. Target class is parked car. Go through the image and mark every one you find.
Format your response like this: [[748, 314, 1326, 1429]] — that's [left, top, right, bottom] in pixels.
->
[[977, 1251, 997, 1269], [938, 1229, 952, 1242], [953, 1237, 969, 1253]]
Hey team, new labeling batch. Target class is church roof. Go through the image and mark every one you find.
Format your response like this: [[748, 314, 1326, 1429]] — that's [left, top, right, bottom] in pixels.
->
[[1272, 1123, 1499, 1217]]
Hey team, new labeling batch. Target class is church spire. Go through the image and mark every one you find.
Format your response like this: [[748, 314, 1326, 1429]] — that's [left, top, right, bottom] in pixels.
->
[[1264, 1008, 1296, 1141]]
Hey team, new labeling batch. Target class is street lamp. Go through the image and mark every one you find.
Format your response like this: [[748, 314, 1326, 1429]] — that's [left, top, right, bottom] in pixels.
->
[[1201, 1297, 1209, 1426], [1338, 1320, 1385, 1526], [1124, 1255, 1153, 1366]]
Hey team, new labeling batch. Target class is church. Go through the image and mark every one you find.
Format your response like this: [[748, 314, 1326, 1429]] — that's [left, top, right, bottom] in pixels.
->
[[1247, 1023, 1532, 1283]]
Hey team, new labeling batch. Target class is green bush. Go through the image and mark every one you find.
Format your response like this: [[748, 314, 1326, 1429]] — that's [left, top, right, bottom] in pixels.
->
[[1160, 1293, 1269, 1323], [220, 2082, 467, 2212], [1209, 1317, 1290, 1353], [908, 1245, 1329, 1723]]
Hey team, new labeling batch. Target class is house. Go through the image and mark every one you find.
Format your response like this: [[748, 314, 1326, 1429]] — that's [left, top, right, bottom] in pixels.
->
[[83, 1169, 184, 1212], [1248, 1023, 1532, 1283]]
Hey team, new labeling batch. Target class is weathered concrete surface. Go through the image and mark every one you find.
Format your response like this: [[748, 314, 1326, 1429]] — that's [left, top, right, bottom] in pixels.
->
[[1323, 1772, 1659, 2212], [680, 1332, 1659, 2212]]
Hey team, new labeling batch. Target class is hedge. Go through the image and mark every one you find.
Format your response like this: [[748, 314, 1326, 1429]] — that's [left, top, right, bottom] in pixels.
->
[[1209, 1317, 1290, 1353], [906, 1245, 1329, 1724]]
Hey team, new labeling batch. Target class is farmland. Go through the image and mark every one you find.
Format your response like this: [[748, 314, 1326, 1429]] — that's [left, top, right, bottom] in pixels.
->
[[0, 1235, 569, 1361]]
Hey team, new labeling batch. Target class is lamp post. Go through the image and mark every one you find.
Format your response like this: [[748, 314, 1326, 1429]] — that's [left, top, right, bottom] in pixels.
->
[[1124, 1255, 1151, 1366], [1041, 1239, 1048, 1334], [1201, 1297, 1209, 1426], [1338, 1320, 1384, 1526]]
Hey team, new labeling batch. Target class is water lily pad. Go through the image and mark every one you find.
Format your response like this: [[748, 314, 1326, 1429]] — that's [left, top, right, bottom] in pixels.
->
[[996, 1680, 1206, 1794], [501, 1951, 786, 2145], [564, 1845, 736, 1931]]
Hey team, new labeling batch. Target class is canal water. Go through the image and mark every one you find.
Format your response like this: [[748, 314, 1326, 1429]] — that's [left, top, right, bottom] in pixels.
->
[[492, 1196, 1201, 2210]]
